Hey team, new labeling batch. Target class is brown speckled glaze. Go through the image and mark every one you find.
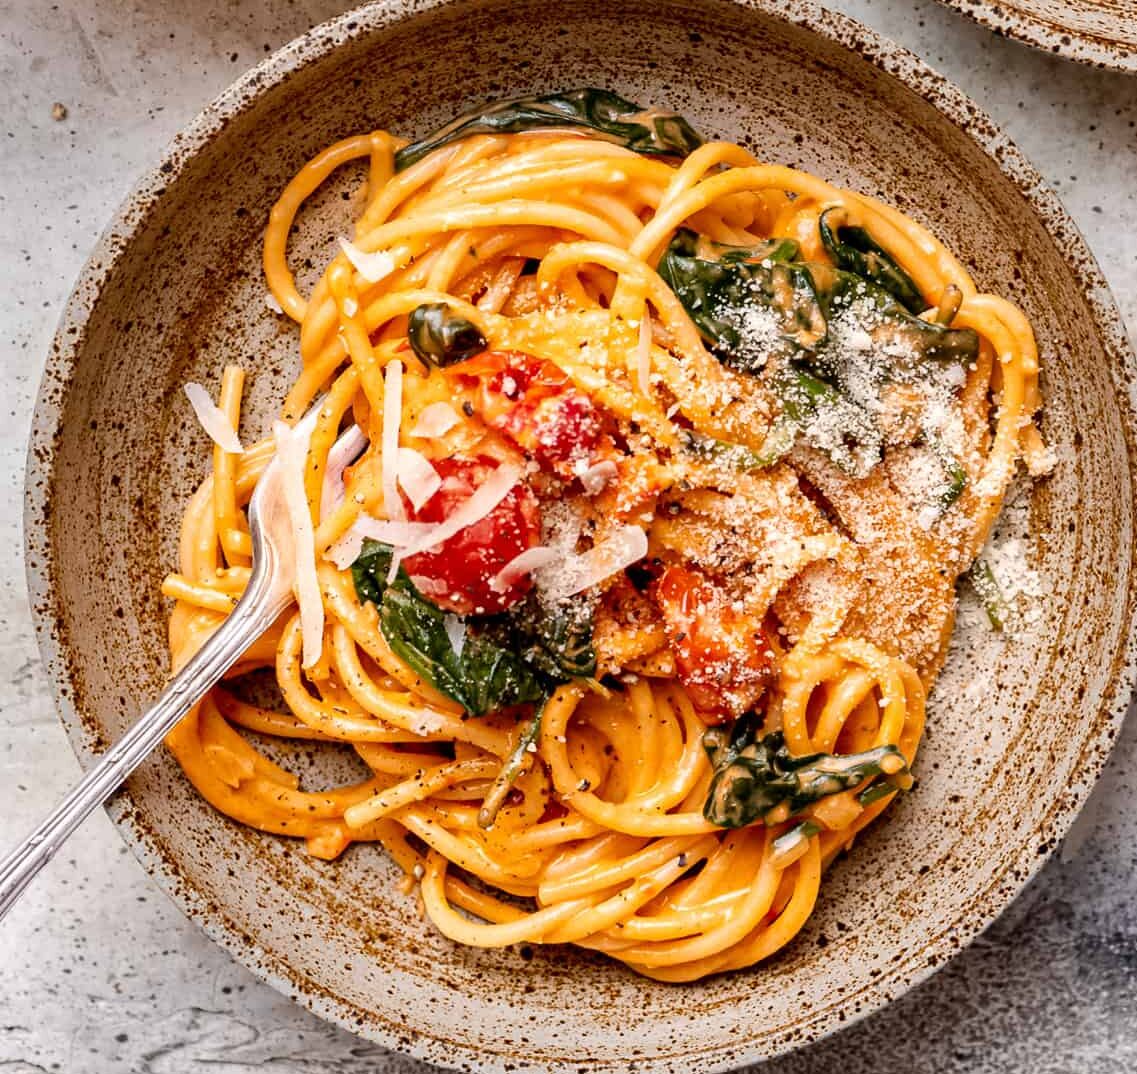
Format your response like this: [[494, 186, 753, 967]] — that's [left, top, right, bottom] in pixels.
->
[[933, 0, 1137, 72], [23, 1, 1137, 1071]]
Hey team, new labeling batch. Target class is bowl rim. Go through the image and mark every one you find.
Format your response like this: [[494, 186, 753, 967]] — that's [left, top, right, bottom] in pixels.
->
[[931, 0, 1137, 74], [24, 0, 1137, 1070]]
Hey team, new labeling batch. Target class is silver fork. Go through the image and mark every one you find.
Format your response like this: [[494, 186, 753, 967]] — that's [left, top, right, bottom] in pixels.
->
[[0, 410, 366, 921]]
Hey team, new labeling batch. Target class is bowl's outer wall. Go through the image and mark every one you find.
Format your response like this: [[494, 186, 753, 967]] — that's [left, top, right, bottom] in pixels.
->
[[933, 0, 1137, 73], [24, 1, 1137, 1071]]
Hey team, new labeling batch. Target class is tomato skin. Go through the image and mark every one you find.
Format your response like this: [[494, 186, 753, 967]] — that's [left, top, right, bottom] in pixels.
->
[[403, 456, 540, 616], [449, 350, 601, 474], [651, 565, 774, 723]]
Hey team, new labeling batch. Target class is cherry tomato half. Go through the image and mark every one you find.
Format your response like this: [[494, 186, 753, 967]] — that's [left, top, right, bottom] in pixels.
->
[[448, 350, 601, 476], [403, 456, 541, 616], [651, 565, 775, 723]]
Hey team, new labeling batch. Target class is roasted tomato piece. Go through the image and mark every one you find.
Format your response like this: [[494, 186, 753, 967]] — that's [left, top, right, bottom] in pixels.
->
[[449, 350, 601, 475], [403, 455, 540, 616], [651, 565, 775, 723]]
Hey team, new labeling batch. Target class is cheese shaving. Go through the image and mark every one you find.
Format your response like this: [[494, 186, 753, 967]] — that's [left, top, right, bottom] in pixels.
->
[[339, 237, 396, 283], [443, 614, 466, 658], [538, 523, 648, 600], [398, 463, 523, 561], [491, 545, 558, 593], [319, 426, 367, 522], [325, 516, 438, 570], [577, 459, 619, 495], [410, 402, 461, 439], [397, 447, 442, 512], [184, 382, 243, 455], [273, 420, 323, 668]]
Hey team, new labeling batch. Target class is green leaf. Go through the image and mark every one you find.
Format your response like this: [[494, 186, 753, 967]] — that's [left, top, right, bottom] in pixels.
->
[[480, 591, 598, 681], [926, 434, 967, 510], [394, 89, 705, 173], [678, 427, 789, 471], [407, 303, 488, 368], [477, 700, 546, 829], [350, 538, 393, 608], [657, 229, 825, 361], [657, 229, 979, 476], [967, 558, 1009, 631], [658, 228, 978, 371], [350, 539, 545, 715], [819, 208, 925, 314], [773, 365, 883, 476], [702, 716, 910, 829]]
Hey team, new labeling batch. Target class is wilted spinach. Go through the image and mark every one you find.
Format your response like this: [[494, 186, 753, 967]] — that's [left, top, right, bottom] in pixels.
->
[[657, 229, 820, 362], [407, 303, 488, 368], [818, 208, 925, 314], [702, 715, 910, 829], [677, 428, 783, 472], [658, 228, 977, 371], [351, 541, 596, 717], [394, 89, 705, 172], [967, 557, 1010, 631], [658, 228, 978, 476], [928, 434, 968, 511], [492, 591, 597, 681], [351, 540, 545, 716], [476, 700, 546, 829]]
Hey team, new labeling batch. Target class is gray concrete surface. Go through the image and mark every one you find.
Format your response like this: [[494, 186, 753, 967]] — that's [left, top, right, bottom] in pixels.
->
[[1, 1, 1135, 1071]]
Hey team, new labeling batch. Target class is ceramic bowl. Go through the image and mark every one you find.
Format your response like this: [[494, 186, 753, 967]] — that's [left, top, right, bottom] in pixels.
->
[[25, 1, 1137, 1070], [934, 0, 1137, 72]]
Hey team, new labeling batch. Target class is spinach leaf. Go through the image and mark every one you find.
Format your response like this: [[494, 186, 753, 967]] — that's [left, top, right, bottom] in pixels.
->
[[659, 229, 977, 372], [395, 89, 705, 172], [407, 303, 488, 368], [967, 558, 1010, 631], [702, 715, 910, 829], [770, 819, 821, 865], [775, 365, 883, 476], [927, 434, 967, 510], [477, 700, 546, 829], [657, 229, 825, 361], [677, 423, 816, 472], [351, 540, 545, 715], [819, 208, 925, 314], [821, 271, 978, 367], [350, 538, 391, 608], [499, 591, 598, 681], [658, 229, 978, 475]]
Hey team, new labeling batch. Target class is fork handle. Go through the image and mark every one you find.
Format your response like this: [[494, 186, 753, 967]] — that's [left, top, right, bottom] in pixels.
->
[[0, 585, 291, 922]]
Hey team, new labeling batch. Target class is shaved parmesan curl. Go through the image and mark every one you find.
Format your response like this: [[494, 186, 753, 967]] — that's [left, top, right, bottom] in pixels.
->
[[184, 382, 243, 455], [410, 402, 461, 439], [539, 524, 648, 600], [339, 237, 396, 283], [491, 545, 558, 593], [272, 420, 323, 668], [324, 516, 438, 571], [397, 447, 442, 512]]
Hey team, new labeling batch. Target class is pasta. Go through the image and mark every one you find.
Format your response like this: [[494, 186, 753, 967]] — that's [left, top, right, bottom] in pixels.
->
[[162, 90, 1046, 981]]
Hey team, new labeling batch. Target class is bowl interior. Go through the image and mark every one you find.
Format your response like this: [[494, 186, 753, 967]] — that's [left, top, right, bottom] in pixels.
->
[[27, 1, 1137, 1071]]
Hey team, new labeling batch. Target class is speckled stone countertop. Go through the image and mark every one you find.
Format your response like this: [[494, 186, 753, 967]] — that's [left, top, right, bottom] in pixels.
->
[[1, 2, 1135, 1072]]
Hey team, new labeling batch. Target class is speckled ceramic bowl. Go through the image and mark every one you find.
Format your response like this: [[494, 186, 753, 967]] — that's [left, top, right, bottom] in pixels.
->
[[24, 1, 1137, 1071], [934, 0, 1137, 72]]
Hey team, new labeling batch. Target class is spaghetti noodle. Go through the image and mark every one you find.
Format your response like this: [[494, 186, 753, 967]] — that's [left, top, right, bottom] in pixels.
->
[[162, 90, 1045, 981]]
